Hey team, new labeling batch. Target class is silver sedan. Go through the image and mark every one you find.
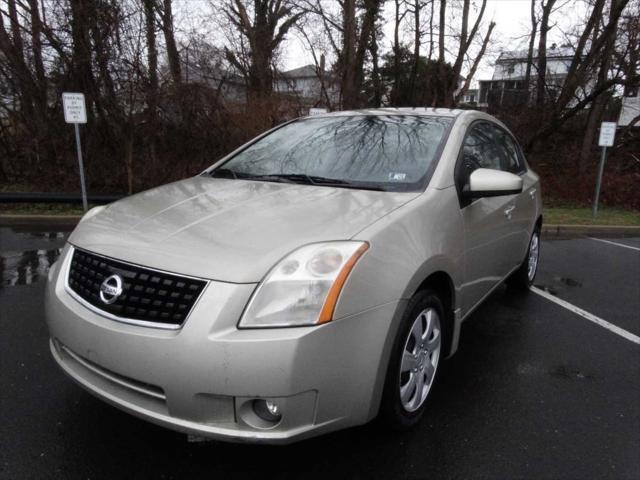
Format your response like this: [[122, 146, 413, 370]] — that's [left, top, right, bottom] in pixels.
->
[[45, 108, 542, 443]]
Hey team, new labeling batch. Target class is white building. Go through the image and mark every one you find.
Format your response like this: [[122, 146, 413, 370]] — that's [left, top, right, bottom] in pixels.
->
[[478, 45, 574, 109]]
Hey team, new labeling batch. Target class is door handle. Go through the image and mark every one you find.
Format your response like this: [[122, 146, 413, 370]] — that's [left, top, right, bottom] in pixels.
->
[[504, 205, 515, 219], [529, 188, 536, 199]]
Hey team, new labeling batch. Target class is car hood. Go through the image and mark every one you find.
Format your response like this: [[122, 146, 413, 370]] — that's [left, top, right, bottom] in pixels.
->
[[69, 177, 419, 283]]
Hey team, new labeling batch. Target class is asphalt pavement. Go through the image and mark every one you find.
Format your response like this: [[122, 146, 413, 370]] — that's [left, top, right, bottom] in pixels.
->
[[1, 225, 638, 480]]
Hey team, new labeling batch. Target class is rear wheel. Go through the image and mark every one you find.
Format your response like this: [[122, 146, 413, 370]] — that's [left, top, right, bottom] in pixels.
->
[[508, 228, 540, 289], [380, 289, 443, 430]]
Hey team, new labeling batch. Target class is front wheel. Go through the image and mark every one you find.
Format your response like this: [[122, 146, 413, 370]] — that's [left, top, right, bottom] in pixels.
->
[[380, 289, 444, 430], [507, 228, 540, 289]]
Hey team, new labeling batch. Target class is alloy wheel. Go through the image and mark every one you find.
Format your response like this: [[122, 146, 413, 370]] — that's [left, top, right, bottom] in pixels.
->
[[527, 232, 540, 282], [399, 307, 441, 412]]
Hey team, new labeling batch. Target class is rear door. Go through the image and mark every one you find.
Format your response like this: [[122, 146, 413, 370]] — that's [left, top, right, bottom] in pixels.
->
[[455, 121, 523, 314]]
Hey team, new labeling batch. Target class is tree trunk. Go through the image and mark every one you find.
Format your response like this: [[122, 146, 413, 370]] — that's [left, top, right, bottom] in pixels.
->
[[370, 28, 382, 107], [161, 0, 181, 84], [454, 21, 495, 104], [392, 0, 402, 106], [445, 0, 487, 107], [535, 0, 555, 112], [438, 0, 445, 63], [523, 0, 537, 103], [428, 0, 434, 60], [27, 0, 46, 109], [409, 0, 421, 104], [143, 0, 158, 165], [341, 0, 358, 109], [353, 0, 379, 106], [144, 0, 158, 94]]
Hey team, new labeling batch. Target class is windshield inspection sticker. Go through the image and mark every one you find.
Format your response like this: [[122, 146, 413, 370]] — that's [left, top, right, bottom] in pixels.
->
[[389, 172, 407, 181]]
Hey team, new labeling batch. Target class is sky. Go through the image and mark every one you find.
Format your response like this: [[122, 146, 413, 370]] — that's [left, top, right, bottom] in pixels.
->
[[178, 0, 586, 89]]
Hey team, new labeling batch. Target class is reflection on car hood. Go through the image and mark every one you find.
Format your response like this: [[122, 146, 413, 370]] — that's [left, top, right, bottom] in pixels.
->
[[69, 177, 419, 282]]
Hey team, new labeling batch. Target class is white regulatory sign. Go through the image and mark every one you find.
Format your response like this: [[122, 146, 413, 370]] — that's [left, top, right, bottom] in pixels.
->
[[62, 92, 87, 124], [308, 108, 328, 116], [598, 122, 617, 147]]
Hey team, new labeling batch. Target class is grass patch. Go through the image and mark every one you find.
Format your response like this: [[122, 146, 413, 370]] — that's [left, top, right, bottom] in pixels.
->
[[544, 206, 640, 226]]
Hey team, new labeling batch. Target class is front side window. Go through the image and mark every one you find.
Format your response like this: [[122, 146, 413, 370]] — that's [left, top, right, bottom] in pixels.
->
[[460, 122, 524, 174], [461, 122, 505, 171], [211, 115, 452, 192], [499, 131, 526, 174]]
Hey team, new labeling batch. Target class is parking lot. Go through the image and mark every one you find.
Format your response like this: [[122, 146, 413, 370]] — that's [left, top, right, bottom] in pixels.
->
[[1, 223, 638, 479]]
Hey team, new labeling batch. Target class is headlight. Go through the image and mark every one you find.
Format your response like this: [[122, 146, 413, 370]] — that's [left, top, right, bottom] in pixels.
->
[[239, 241, 369, 328]]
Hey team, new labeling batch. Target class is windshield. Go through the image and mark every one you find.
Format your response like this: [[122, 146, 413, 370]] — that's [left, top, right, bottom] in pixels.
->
[[210, 115, 452, 191]]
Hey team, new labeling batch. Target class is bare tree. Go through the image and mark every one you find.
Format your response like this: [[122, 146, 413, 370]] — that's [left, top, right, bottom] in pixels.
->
[[390, 0, 408, 105], [302, 0, 383, 109], [224, 0, 304, 98], [454, 20, 495, 104], [526, 0, 631, 149], [158, 0, 181, 84], [437, 0, 492, 106], [523, 0, 538, 96], [614, 6, 639, 97], [578, 0, 625, 171], [438, 0, 445, 63], [535, 0, 557, 111]]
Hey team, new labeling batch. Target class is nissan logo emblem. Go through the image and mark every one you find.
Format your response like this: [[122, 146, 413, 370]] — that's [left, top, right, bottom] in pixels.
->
[[99, 274, 123, 304]]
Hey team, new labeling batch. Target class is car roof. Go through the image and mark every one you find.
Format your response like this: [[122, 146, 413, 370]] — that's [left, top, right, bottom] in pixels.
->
[[313, 107, 467, 118]]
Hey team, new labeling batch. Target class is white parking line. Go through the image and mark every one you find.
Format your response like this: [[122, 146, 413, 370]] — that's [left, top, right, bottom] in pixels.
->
[[587, 237, 640, 252], [530, 286, 640, 345]]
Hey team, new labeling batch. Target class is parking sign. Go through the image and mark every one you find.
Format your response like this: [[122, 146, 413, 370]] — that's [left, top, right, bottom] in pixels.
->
[[598, 122, 616, 147], [62, 93, 87, 124]]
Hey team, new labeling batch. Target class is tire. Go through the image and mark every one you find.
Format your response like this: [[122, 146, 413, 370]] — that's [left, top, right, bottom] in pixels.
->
[[380, 289, 444, 430], [507, 227, 540, 289]]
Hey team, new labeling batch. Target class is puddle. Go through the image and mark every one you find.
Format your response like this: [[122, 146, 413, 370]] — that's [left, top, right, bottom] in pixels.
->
[[556, 276, 582, 287], [1, 228, 68, 287], [1, 248, 63, 287], [549, 365, 594, 381]]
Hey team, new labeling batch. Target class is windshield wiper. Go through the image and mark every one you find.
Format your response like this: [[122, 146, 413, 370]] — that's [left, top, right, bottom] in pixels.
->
[[211, 169, 387, 191], [308, 176, 387, 191], [261, 174, 387, 191]]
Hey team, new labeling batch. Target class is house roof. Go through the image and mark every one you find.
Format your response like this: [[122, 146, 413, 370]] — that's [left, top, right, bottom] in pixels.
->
[[496, 46, 574, 63], [280, 64, 318, 79]]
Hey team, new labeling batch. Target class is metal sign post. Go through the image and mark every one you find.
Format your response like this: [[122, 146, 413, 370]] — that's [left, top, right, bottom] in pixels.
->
[[62, 92, 88, 211], [593, 121, 617, 219]]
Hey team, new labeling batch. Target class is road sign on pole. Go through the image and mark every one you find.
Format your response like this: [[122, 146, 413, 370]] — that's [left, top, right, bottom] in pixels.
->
[[593, 122, 617, 219], [62, 93, 88, 211], [308, 108, 328, 116]]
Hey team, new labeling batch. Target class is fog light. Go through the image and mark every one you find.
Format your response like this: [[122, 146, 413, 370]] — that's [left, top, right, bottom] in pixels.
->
[[253, 399, 282, 423]]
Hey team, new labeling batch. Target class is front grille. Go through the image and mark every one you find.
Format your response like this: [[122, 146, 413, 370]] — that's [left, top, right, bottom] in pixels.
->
[[67, 247, 206, 327]]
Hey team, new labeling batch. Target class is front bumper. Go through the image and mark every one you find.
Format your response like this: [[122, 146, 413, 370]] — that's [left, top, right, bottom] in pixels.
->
[[45, 246, 402, 444]]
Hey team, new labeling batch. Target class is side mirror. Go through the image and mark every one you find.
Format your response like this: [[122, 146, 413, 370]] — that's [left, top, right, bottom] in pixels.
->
[[463, 168, 523, 198]]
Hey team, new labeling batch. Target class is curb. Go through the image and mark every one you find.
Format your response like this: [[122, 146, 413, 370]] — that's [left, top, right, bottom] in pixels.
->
[[541, 224, 640, 238]]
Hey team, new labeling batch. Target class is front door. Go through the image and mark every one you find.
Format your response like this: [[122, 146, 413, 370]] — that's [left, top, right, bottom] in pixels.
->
[[456, 121, 523, 315]]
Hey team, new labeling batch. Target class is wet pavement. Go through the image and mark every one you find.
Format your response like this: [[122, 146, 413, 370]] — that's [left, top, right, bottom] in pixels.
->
[[1, 224, 638, 479]]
